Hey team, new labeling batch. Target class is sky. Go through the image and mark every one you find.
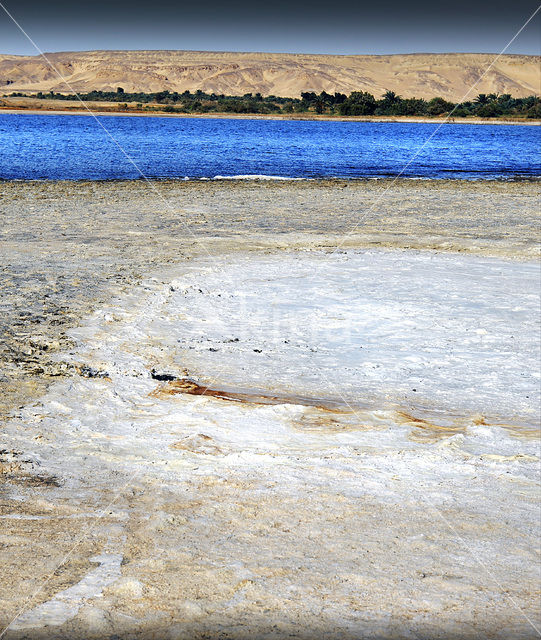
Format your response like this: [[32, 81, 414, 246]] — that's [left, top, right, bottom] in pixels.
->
[[0, 0, 539, 56]]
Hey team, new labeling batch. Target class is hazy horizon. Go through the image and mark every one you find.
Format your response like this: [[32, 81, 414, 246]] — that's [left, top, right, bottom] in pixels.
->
[[0, 0, 539, 57], [2, 48, 540, 58]]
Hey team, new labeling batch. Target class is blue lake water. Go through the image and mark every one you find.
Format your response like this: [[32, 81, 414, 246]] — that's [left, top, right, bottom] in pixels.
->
[[0, 113, 539, 180]]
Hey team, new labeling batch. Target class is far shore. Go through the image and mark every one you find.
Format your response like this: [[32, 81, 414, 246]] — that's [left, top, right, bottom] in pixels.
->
[[1, 105, 539, 125]]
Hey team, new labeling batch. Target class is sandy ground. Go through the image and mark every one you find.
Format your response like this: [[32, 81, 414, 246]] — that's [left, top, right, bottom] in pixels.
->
[[2, 178, 539, 419], [1, 100, 539, 125], [0, 179, 540, 639]]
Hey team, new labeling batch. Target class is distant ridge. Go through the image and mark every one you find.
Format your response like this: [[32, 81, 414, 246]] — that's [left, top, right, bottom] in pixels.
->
[[0, 50, 539, 101]]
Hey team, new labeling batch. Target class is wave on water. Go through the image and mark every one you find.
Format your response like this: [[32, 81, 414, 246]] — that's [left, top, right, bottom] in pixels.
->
[[2, 113, 539, 181], [211, 174, 306, 181]]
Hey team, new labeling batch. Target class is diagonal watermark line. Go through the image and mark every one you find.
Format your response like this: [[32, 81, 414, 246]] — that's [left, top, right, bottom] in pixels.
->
[[278, 9, 541, 623], [0, 466, 141, 639], [0, 362, 236, 638], [178, 342, 541, 637], [0, 1, 539, 637], [0, 254, 257, 636], [135, 268, 540, 635], [1, 272, 539, 635], [314, 3, 541, 263], [0, 0, 222, 267], [424, 494, 541, 637], [0, 14, 233, 629], [308, 363, 541, 636]]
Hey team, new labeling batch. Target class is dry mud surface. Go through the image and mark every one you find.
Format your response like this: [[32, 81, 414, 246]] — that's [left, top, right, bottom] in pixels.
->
[[0, 179, 540, 639]]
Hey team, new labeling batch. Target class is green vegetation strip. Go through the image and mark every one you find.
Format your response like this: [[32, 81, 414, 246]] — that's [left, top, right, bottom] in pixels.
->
[[6, 88, 541, 118]]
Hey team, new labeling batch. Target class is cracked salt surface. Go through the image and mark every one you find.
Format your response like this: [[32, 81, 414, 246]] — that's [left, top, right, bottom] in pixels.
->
[[70, 248, 540, 424], [5, 248, 540, 636], [23, 248, 535, 473], [11, 248, 538, 477], [8, 247, 532, 511]]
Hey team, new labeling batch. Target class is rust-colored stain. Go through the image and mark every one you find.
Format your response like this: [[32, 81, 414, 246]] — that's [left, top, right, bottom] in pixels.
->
[[150, 378, 538, 441], [169, 433, 224, 455], [396, 411, 466, 443], [292, 407, 380, 433], [150, 378, 344, 410]]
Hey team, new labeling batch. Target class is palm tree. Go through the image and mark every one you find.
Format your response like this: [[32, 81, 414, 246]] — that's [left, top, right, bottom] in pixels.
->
[[475, 93, 489, 104], [383, 90, 400, 103]]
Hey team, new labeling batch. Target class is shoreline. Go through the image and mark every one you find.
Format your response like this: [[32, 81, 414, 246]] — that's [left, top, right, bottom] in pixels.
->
[[2, 176, 540, 183], [1, 106, 539, 125]]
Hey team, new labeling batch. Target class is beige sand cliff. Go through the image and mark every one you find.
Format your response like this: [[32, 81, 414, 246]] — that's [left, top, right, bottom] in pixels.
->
[[0, 50, 539, 99]]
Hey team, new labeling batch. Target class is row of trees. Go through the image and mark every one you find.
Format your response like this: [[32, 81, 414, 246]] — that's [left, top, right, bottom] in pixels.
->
[[333, 91, 540, 118], [8, 88, 541, 118]]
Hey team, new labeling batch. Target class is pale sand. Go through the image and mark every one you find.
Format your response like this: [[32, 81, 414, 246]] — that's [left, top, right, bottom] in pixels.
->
[[1, 103, 539, 125], [0, 179, 540, 639], [1, 50, 539, 100]]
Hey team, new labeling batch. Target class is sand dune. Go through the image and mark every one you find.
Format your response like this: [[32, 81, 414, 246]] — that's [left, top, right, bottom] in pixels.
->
[[0, 50, 539, 99]]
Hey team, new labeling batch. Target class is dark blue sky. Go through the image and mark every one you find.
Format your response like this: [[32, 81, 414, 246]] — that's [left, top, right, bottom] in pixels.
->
[[0, 0, 540, 56]]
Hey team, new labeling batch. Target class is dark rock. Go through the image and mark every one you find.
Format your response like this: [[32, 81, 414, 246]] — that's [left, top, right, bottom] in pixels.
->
[[79, 365, 109, 379], [150, 370, 178, 381]]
